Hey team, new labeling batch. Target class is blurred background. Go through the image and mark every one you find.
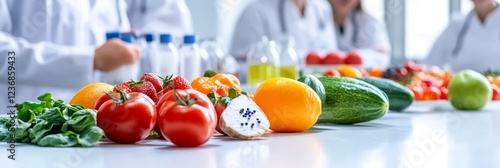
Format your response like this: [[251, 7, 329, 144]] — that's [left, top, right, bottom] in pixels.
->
[[186, 0, 474, 65]]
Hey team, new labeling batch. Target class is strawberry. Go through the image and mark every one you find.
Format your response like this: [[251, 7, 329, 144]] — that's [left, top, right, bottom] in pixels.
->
[[129, 80, 159, 103], [161, 75, 192, 94], [140, 73, 163, 93], [114, 81, 132, 93]]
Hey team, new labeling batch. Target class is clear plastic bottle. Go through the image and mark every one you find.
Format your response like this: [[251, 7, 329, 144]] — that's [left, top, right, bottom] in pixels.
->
[[102, 34, 140, 84], [139, 34, 156, 76], [179, 35, 202, 82], [200, 38, 225, 73], [156, 34, 179, 77], [278, 37, 299, 79], [246, 37, 280, 86]]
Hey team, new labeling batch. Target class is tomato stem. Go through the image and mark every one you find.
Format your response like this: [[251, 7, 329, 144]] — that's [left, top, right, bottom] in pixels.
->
[[106, 90, 129, 104], [170, 82, 198, 106]]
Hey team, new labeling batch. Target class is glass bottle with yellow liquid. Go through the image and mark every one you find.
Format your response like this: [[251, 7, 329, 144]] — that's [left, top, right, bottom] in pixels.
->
[[278, 37, 299, 79], [247, 37, 280, 86]]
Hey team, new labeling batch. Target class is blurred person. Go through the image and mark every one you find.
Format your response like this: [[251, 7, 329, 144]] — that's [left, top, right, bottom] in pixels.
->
[[0, 0, 193, 105], [330, 0, 391, 68], [426, 0, 500, 72], [230, 0, 339, 81]]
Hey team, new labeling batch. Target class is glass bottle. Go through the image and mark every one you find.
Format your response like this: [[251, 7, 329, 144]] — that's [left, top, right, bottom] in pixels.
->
[[246, 36, 280, 86], [278, 37, 299, 79]]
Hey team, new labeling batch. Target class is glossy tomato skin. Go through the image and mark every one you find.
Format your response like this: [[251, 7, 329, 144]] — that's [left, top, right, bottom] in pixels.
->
[[97, 92, 157, 144], [323, 69, 341, 77], [157, 89, 216, 147], [492, 85, 500, 100], [214, 103, 227, 136], [95, 92, 155, 110]]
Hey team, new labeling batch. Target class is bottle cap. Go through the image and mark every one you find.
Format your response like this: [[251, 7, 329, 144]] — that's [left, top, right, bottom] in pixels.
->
[[144, 34, 154, 42], [106, 32, 121, 40], [160, 34, 172, 43], [121, 34, 135, 43], [183, 35, 196, 44]]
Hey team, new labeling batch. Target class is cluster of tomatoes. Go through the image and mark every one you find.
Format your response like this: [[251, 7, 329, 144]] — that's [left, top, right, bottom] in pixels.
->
[[94, 75, 218, 147]]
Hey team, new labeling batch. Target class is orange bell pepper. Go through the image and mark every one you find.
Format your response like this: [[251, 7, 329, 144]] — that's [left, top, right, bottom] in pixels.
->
[[191, 70, 241, 96]]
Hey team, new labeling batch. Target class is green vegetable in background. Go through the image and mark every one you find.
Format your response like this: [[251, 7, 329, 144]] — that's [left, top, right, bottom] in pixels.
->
[[0, 93, 104, 147]]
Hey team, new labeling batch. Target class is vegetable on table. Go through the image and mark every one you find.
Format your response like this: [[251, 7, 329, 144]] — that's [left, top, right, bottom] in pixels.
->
[[357, 77, 414, 112], [0, 93, 104, 147], [157, 88, 217, 147], [96, 91, 157, 144], [191, 70, 241, 96]]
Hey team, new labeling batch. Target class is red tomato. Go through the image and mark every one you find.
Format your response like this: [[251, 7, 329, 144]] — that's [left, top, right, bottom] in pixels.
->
[[492, 85, 500, 100], [305, 51, 323, 65], [323, 69, 341, 77], [157, 89, 217, 147], [214, 102, 227, 135], [423, 86, 441, 101], [344, 51, 363, 65], [440, 87, 448, 100], [410, 86, 424, 101], [94, 92, 154, 110], [97, 92, 157, 144], [322, 51, 345, 64]]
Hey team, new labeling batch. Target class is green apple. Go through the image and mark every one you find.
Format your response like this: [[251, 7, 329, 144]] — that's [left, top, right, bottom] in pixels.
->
[[448, 70, 492, 110]]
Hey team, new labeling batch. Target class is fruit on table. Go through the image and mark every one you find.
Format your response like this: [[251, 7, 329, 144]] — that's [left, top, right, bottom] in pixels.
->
[[305, 51, 323, 64], [94, 92, 155, 110], [297, 75, 326, 105], [491, 85, 500, 100], [191, 70, 241, 96], [157, 89, 216, 147], [409, 85, 425, 101], [219, 95, 270, 140], [207, 88, 240, 136], [323, 69, 341, 77], [317, 76, 389, 124], [140, 73, 163, 93], [422, 85, 441, 101], [357, 77, 414, 111], [69, 83, 114, 109], [130, 80, 159, 103], [367, 67, 385, 78], [440, 87, 448, 100], [338, 65, 363, 78], [114, 81, 132, 93], [254, 77, 321, 132], [321, 51, 344, 64], [344, 51, 363, 65], [404, 61, 423, 72], [97, 91, 157, 144], [161, 75, 192, 95], [448, 70, 492, 110]]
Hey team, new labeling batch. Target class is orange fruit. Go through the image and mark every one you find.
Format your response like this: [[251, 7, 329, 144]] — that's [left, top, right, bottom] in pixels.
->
[[337, 65, 363, 78], [69, 83, 114, 109], [253, 77, 321, 132]]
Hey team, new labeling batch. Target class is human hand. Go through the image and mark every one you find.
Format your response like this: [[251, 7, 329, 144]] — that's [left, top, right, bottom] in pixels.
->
[[93, 39, 140, 71]]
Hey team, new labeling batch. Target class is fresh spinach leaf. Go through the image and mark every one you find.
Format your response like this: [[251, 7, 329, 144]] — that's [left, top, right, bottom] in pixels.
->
[[79, 126, 104, 147], [37, 133, 78, 147], [39, 107, 67, 125]]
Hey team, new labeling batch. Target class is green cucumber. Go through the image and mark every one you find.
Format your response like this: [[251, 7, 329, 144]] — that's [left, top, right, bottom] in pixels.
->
[[357, 77, 414, 111], [317, 76, 389, 124], [298, 75, 326, 105]]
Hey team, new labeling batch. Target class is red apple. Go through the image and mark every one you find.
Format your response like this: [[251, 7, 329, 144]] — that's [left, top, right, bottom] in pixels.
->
[[305, 51, 322, 65], [345, 51, 363, 65], [322, 51, 345, 65]]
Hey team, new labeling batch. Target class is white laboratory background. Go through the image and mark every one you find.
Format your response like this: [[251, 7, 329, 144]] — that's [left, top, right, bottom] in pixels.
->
[[185, 0, 477, 60]]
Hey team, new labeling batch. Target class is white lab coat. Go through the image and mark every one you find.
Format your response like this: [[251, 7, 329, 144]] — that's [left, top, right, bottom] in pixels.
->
[[0, 0, 193, 112], [230, 0, 338, 62], [335, 10, 391, 69], [426, 8, 500, 72]]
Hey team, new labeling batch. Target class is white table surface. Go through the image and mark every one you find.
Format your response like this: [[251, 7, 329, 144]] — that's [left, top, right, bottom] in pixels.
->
[[1, 102, 500, 168]]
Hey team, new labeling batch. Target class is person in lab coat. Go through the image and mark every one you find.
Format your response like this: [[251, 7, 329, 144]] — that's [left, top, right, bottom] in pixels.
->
[[0, 0, 193, 109], [230, 0, 339, 81], [425, 0, 500, 72], [329, 0, 391, 68]]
